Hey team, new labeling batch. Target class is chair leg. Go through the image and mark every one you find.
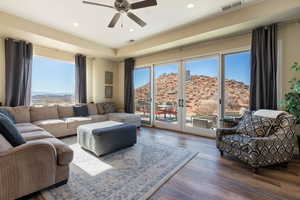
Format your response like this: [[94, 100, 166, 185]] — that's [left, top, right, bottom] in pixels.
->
[[219, 150, 224, 157], [252, 168, 259, 174], [280, 162, 289, 168]]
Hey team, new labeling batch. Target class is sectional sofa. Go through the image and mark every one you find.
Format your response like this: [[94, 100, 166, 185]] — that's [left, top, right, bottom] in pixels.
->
[[2, 102, 141, 138], [0, 102, 141, 200]]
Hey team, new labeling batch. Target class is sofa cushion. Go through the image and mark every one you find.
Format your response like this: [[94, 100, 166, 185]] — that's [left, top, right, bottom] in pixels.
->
[[33, 119, 68, 136], [21, 130, 54, 141], [108, 113, 141, 127], [96, 103, 105, 114], [0, 115, 26, 147], [90, 115, 108, 123], [103, 102, 117, 113], [37, 138, 73, 166], [15, 123, 44, 133], [87, 103, 98, 115], [30, 106, 59, 122], [108, 113, 140, 120], [0, 134, 13, 152], [2, 106, 31, 123], [58, 106, 74, 118], [0, 108, 16, 124], [64, 117, 93, 129], [73, 105, 89, 117]]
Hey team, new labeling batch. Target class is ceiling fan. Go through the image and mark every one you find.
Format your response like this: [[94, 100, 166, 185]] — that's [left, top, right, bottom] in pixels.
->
[[83, 0, 158, 28]]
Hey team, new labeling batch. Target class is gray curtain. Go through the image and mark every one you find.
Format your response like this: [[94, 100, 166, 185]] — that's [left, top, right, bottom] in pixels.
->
[[5, 38, 33, 107], [124, 58, 135, 113], [250, 24, 278, 111], [75, 54, 87, 104]]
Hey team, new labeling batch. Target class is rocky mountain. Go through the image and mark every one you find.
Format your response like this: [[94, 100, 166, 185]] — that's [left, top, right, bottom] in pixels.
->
[[135, 73, 249, 116]]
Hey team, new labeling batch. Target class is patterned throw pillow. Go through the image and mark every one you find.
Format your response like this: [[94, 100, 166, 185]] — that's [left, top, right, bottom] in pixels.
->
[[237, 112, 276, 137], [103, 103, 117, 113]]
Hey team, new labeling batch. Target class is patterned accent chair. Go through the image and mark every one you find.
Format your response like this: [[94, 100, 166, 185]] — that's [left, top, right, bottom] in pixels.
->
[[216, 111, 296, 172]]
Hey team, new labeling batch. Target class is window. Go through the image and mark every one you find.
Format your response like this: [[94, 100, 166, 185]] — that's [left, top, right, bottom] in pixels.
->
[[224, 51, 251, 118], [134, 67, 152, 125], [31, 56, 75, 105]]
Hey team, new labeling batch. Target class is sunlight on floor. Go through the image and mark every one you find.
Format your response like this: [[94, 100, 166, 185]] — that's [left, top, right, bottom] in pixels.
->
[[70, 143, 113, 176]]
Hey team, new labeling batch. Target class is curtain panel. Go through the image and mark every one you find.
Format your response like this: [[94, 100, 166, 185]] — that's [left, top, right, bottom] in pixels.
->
[[4, 38, 33, 107], [250, 24, 278, 111], [124, 58, 135, 113], [75, 54, 87, 104]]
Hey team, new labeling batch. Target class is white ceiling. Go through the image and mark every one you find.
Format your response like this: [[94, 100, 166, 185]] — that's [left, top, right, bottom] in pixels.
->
[[0, 0, 261, 48]]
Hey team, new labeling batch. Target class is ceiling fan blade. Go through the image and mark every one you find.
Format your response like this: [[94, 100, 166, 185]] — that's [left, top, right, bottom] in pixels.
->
[[127, 12, 146, 27], [130, 0, 157, 9], [82, 1, 114, 9], [108, 13, 121, 28]]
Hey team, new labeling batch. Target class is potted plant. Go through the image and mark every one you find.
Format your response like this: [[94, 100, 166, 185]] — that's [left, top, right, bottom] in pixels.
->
[[281, 62, 300, 153]]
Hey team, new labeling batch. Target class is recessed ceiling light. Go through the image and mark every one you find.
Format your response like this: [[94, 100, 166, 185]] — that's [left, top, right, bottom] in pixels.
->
[[187, 3, 195, 9], [129, 28, 134, 32], [73, 22, 79, 27]]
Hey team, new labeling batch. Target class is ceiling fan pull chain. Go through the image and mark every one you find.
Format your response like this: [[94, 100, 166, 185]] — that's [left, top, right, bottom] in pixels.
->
[[121, 14, 124, 28]]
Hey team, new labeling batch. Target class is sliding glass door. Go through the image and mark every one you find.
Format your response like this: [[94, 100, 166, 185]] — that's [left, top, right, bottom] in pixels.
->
[[223, 52, 251, 119], [153, 63, 181, 130], [133, 50, 250, 137], [134, 67, 152, 125], [182, 56, 219, 135]]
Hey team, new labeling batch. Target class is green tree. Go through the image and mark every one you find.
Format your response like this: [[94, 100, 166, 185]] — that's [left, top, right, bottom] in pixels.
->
[[281, 62, 300, 124]]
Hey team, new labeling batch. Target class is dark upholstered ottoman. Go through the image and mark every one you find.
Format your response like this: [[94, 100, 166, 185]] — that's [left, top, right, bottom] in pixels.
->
[[77, 121, 137, 156]]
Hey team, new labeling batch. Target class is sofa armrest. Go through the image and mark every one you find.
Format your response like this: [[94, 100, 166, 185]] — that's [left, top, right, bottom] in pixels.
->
[[0, 140, 57, 200], [216, 127, 238, 137], [248, 133, 295, 157]]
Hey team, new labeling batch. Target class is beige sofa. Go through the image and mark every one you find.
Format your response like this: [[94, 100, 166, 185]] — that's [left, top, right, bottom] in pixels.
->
[[0, 121, 73, 200], [0, 102, 140, 199], [2, 103, 141, 138]]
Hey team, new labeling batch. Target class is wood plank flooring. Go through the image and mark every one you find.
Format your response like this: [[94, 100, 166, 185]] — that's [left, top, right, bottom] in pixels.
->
[[28, 127, 300, 200], [141, 127, 300, 200]]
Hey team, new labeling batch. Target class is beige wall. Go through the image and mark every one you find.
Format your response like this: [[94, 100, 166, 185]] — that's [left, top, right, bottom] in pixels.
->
[[279, 22, 300, 95], [92, 58, 119, 104], [0, 37, 118, 105], [0, 38, 4, 104], [116, 22, 300, 108]]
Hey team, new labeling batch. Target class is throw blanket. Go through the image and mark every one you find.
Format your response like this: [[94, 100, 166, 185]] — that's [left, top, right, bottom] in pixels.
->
[[253, 109, 287, 119]]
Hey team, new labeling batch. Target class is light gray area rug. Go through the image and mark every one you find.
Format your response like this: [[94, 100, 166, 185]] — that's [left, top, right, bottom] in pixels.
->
[[41, 136, 197, 200]]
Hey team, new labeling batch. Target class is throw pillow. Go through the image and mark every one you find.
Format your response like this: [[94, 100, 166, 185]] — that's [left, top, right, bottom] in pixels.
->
[[87, 103, 98, 115], [103, 103, 117, 113], [96, 103, 106, 114], [0, 115, 26, 147], [237, 112, 276, 137], [73, 105, 89, 117], [0, 108, 16, 124]]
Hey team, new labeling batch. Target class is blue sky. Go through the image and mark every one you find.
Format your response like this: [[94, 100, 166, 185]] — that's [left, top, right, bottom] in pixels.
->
[[32, 56, 75, 94], [134, 52, 250, 88]]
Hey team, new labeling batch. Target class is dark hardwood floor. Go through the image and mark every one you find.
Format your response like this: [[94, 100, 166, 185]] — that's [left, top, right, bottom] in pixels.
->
[[29, 127, 300, 200], [140, 127, 300, 200]]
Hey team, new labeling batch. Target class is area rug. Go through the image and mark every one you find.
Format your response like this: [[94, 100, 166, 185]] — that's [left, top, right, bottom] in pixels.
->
[[40, 136, 198, 200]]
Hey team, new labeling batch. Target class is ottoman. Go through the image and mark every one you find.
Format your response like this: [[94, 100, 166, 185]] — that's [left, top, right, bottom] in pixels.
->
[[78, 121, 137, 156]]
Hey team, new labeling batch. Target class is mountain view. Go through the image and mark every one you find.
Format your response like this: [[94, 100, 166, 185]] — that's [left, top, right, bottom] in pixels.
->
[[31, 92, 74, 105], [135, 73, 250, 118]]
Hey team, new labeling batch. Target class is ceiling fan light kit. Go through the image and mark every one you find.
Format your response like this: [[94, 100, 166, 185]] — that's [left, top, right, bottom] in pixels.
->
[[83, 0, 158, 28]]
